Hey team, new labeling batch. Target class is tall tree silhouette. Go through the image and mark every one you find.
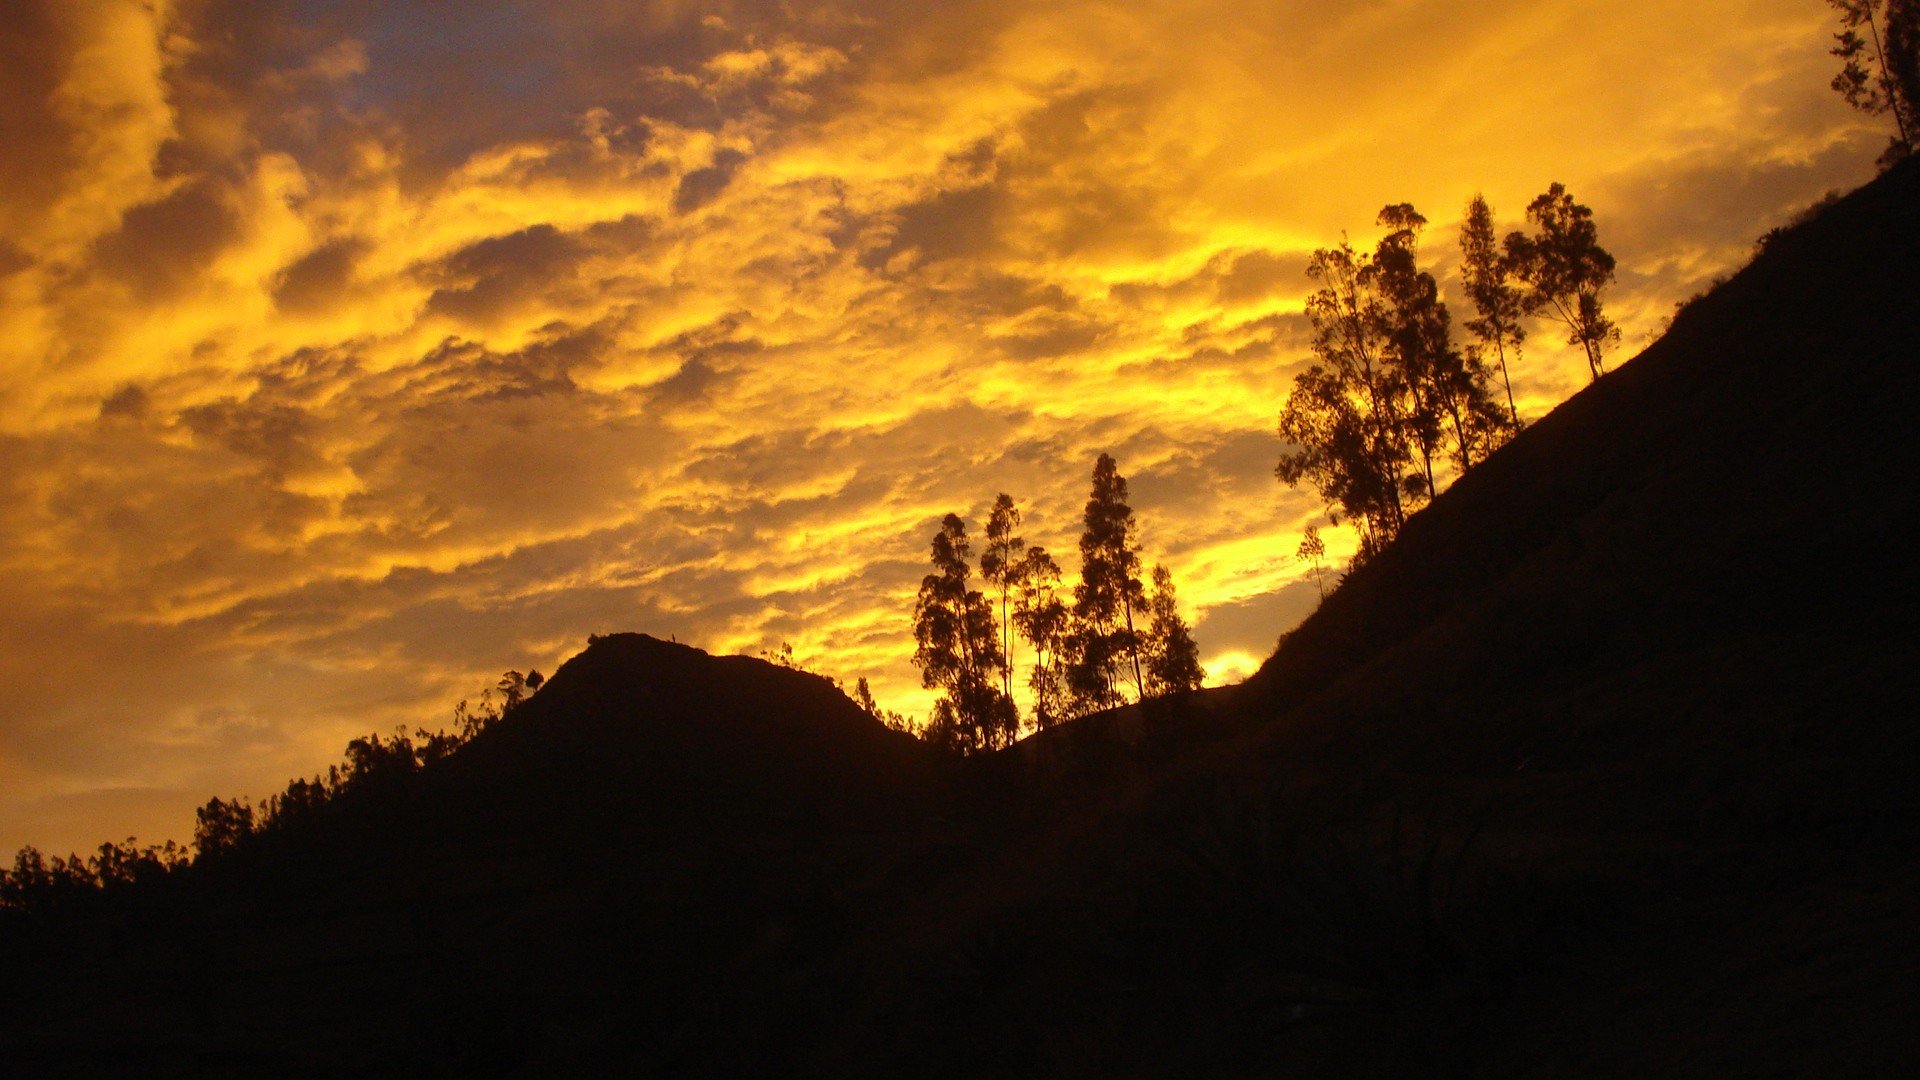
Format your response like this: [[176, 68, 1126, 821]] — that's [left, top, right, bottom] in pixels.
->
[[1829, 0, 1917, 163], [1374, 204, 1512, 483], [1143, 565, 1205, 697], [1373, 204, 1448, 499], [1070, 454, 1147, 709], [1011, 546, 1072, 728], [1505, 184, 1619, 382], [912, 514, 1018, 753], [1279, 238, 1418, 561], [1461, 195, 1526, 425], [1282, 207, 1519, 564], [980, 494, 1024, 703]]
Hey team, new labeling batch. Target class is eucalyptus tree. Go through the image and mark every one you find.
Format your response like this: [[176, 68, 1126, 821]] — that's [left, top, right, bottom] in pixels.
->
[[1278, 239, 1415, 561], [912, 513, 1017, 753], [1071, 454, 1148, 709], [980, 494, 1025, 702], [1011, 545, 1072, 728], [1296, 524, 1329, 600], [1461, 194, 1526, 425], [1144, 565, 1205, 697], [1373, 203, 1509, 481], [1504, 184, 1619, 382]]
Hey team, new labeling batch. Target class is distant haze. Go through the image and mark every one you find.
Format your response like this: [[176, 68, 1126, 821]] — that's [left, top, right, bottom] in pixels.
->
[[0, 0, 1882, 853]]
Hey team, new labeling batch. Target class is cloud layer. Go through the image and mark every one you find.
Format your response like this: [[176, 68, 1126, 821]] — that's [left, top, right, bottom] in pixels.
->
[[0, 0, 1884, 852]]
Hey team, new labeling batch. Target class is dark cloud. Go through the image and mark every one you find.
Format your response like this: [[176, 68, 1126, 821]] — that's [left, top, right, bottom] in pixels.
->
[[86, 181, 243, 299], [674, 147, 751, 213], [425, 225, 586, 327], [0, 239, 31, 278], [179, 398, 317, 478], [881, 183, 1006, 264], [650, 357, 727, 403], [272, 237, 369, 314], [0, 1, 89, 231], [993, 317, 1109, 361], [97, 384, 151, 422], [1600, 133, 1883, 273], [1217, 250, 1306, 307]]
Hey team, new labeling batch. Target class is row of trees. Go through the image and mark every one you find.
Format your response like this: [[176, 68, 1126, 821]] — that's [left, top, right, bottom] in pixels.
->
[[1279, 0, 1919, 574], [911, 454, 1203, 754], [1, 668, 543, 914], [194, 668, 544, 858], [1278, 187, 1618, 562]]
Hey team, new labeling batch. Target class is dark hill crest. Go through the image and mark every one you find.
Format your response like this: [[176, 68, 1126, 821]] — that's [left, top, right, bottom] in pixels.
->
[[428, 632, 951, 832]]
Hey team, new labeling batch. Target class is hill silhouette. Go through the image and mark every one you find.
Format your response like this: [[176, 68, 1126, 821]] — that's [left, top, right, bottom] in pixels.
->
[[433, 633, 947, 828], [4, 161, 1919, 1075]]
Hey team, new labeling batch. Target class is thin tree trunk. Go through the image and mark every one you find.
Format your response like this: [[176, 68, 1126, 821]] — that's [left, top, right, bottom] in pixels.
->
[[1495, 337, 1519, 425], [1547, 293, 1601, 382], [1442, 390, 1472, 471], [1122, 595, 1144, 703], [1000, 583, 1013, 700]]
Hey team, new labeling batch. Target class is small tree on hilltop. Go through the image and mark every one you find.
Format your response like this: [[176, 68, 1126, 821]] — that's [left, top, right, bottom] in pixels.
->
[[193, 797, 256, 859], [853, 677, 915, 734], [497, 670, 527, 714]]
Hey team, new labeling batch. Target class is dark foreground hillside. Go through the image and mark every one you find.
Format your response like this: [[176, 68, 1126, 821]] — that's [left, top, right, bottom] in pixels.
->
[[5, 161, 1920, 1076]]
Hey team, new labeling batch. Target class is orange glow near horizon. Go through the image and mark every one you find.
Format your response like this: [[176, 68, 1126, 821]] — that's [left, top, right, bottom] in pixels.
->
[[0, 0, 1887, 854]]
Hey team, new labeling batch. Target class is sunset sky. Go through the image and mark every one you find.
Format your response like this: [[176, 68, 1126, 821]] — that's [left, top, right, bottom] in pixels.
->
[[0, 0, 1886, 854]]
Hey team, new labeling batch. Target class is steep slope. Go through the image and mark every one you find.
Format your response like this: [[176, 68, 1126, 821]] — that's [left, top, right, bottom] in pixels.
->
[[1249, 158, 1920, 755], [1206, 155, 1920, 1076], [1232, 157, 1920, 841]]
